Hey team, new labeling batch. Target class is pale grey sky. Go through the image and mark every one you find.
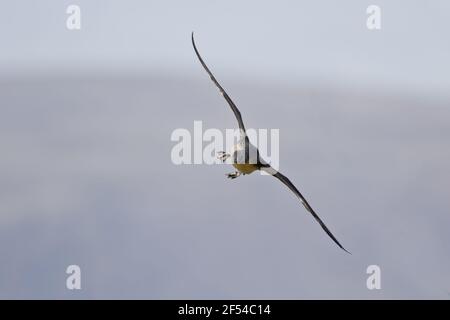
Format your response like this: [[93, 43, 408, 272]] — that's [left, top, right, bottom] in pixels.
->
[[0, 1, 449, 299], [1, 1, 450, 95]]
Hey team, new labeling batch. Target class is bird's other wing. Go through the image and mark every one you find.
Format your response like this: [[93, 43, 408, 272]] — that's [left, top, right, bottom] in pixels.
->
[[191, 32, 246, 134], [262, 166, 350, 253]]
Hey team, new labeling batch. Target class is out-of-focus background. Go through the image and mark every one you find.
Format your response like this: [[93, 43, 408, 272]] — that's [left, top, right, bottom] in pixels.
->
[[1, 1, 449, 299]]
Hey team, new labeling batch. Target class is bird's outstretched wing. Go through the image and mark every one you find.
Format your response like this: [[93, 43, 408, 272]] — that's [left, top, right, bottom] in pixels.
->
[[262, 167, 350, 253], [191, 32, 246, 134]]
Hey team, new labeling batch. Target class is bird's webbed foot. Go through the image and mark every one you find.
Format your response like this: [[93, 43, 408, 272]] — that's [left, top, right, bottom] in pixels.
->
[[217, 151, 230, 163], [226, 171, 241, 179]]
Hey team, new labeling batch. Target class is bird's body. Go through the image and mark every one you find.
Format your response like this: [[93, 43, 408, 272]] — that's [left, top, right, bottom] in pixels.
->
[[232, 162, 259, 174], [192, 32, 350, 253]]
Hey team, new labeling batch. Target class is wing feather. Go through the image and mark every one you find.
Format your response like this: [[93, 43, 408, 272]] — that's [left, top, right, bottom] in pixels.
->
[[263, 167, 350, 253], [191, 32, 246, 133]]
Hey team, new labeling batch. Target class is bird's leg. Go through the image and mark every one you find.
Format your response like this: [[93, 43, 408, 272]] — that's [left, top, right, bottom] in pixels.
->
[[226, 171, 241, 179], [217, 151, 230, 163]]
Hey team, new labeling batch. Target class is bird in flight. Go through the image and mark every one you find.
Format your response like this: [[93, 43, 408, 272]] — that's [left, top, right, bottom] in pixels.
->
[[191, 32, 350, 254]]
